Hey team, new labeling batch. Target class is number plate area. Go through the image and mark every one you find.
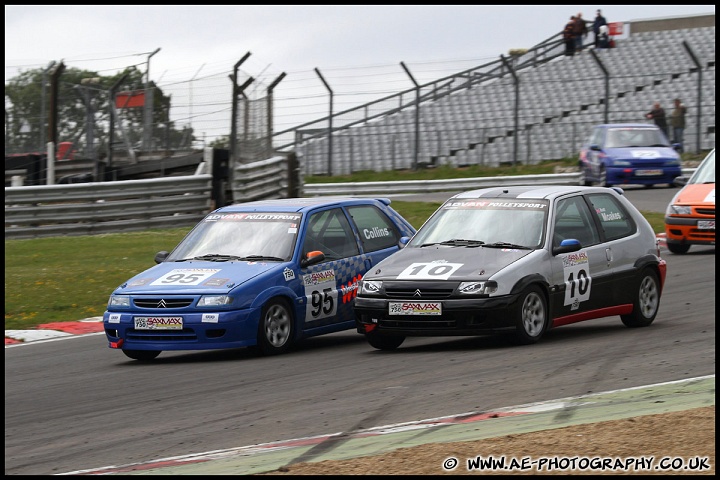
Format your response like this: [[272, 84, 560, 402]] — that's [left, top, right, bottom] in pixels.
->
[[134, 316, 183, 330], [635, 169, 663, 176], [698, 220, 715, 230], [389, 301, 442, 316]]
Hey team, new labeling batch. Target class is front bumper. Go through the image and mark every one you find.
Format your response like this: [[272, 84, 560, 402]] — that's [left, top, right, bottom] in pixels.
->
[[664, 215, 716, 246], [607, 166, 681, 186], [354, 294, 522, 336], [103, 307, 261, 351]]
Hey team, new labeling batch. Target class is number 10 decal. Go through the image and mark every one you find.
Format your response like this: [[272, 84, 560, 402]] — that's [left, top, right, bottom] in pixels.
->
[[562, 252, 592, 310], [397, 262, 463, 280]]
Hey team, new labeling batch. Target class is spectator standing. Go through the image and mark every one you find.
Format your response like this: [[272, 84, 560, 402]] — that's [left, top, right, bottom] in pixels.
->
[[645, 102, 669, 139], [563, 16, 576, 56], [595, 25, 610, 49], [669, 98, 688, 151], [573, 12, 588, 51], [593, 9, 608, 47]]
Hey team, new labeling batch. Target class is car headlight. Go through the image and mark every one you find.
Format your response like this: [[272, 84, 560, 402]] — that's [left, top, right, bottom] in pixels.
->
[[666, 204, 692, 215], [665, 159, 680, 166], [458, 281, 498, 295], [612, 159, 631, 166], [197, 295, 233, 307], [108, 295, 130, 308], [359, 280, 383, 295]]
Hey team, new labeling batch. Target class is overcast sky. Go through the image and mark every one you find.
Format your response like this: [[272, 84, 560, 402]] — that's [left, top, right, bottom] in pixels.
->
[[5, 5, 715, 144], [5, 5, 715, 83]]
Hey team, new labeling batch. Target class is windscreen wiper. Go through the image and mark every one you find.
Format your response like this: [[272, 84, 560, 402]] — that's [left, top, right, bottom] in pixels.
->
[[238, 255, 286, 262], [482, 242, 531, 249]]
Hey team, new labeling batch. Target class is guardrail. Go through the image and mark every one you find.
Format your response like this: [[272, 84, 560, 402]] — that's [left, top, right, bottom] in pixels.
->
[[5, 167, 695, 239], [5, 175, 213, 239], [301, 169, 696, 196]]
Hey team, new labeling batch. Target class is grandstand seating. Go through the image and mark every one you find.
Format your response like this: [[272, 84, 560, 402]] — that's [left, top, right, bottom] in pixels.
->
[[297, 24, 715, 176]]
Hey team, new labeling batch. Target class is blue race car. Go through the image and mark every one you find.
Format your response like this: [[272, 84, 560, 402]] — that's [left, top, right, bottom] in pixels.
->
[[578, 123, 682, 188], [104, 197, 416, 360]]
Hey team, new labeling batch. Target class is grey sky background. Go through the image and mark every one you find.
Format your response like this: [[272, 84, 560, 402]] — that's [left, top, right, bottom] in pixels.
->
[[5, 5, 715, 145]]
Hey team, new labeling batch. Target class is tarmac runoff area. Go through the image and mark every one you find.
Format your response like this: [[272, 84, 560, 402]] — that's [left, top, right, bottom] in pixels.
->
[[53, 375, 714, 475], [5, 316, 713, 476]]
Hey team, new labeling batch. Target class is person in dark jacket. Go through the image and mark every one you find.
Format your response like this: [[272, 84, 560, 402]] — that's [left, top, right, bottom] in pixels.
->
[[573, 12, 588, 51], [645, 102, 669, 139], [593, 9, 608, 47], [669, 98, 688, 151], [563, 16, 576, 56]]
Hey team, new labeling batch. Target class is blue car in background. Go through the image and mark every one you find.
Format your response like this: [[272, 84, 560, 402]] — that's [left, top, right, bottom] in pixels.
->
[[578, 123, 682, 188], [103, 197, 416, 361]]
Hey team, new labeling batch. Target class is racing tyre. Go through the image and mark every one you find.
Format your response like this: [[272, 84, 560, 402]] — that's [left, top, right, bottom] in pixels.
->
[[578, 168, 591, 186], [599, 167, 612, 188], [365, 333, 405, 350], [621, 268, 660, 328], [256, 298, 294, 356], [510, 285, 548, 345], [123, 350, 161, 361], [667, 242, 691, 254]]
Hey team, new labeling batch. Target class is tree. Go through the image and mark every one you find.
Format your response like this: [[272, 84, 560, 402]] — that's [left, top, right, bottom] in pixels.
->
[[4, 65, 191, 158]]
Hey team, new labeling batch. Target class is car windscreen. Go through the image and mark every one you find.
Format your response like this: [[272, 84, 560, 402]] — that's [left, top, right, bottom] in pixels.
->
[[167, 212, 302, 262], [605, 127, 669, 148], [408, 199, 549, 249], [688, 150, 715, 185]]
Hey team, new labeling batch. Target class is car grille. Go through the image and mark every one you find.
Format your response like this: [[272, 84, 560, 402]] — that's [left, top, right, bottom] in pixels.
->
[[126, 328, 198, 341], [695, 207, 715, 216], [375, 312, 487, 330], [384, 285, 456, 299], [133, 298, 194, 308]]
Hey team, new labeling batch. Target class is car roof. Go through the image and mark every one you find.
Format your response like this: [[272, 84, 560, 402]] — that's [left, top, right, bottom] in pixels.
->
[[450, 185, 626, 201], [214, 197, 392, 214]]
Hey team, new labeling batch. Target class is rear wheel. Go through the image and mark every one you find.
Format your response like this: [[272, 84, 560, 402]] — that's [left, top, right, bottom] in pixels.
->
[[123, 350, 161, 361], [621, 268, 660, 328], [365, 333, 405, 350], [256, 299, 294, 355], [510, 285, 548, 345]]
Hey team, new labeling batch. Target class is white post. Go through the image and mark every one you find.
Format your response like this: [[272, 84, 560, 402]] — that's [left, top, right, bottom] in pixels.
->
[[46, 141, 55, 185]]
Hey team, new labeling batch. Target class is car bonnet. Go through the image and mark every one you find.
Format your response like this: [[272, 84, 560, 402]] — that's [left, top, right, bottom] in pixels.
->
[[672, 183, 716, 205], [606, 146, 678, 160], [364, 245, 532, 281], [113, 260, 285, 295]]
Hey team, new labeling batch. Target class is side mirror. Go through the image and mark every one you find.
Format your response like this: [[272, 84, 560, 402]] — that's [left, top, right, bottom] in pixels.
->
[[552, 239, 582, 256], [589, 143, 601, 151], [673, 176, 688, 187], [398, 236, 411, 249], [301, 250, 325, 268], [155, 251, 169, 264]]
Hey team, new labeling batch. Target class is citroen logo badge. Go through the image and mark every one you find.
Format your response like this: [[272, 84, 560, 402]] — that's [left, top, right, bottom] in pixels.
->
[[413, 289, 422, 297], [157, 299, 167, 308]]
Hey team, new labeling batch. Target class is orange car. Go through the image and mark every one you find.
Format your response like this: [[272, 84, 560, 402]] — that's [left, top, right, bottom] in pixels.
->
[[664, 149, 715, 254]]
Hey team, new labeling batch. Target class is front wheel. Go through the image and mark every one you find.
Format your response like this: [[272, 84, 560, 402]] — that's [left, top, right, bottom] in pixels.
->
[[667, 242, 691, 254], [578, 168, 591, 186], [621, 268, 660, 328], [256, 299, 294, 355], [366, 333, 405, 350], [123, 350, 161, 361], [599, 167, 612, 188], [510, 285, 548, 345]]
